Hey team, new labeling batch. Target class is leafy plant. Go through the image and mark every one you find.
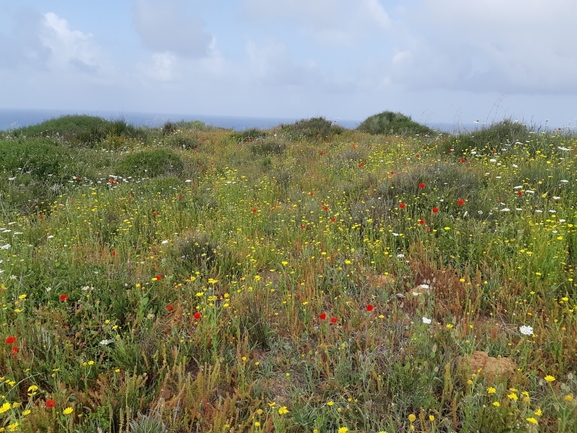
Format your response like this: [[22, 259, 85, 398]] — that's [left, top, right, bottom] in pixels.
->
[[116, 148, 184, 178], [357, 111, 435, 136], [280, 117, 345, 140]]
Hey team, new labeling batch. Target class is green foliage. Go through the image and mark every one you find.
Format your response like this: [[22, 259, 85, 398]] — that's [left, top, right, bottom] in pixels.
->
[[445, 119, 534, 155], [116, 148, 184, 178], [230, 128, 268, 142], [129, 413, 167, 433], [249, 138, 288, 156], [357, 110, 436, 136], [0, 137, 67, 179], [1, 114, 577, 432], [11, 114, 146, 146], [280, 117, 345, 140]]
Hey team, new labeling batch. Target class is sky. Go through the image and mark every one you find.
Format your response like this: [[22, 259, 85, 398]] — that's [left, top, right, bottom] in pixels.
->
[[1, 0, 577, 128]]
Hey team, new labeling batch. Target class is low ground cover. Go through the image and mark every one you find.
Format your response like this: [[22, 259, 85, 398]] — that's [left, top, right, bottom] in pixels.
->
[[0, 116, 576, 432]]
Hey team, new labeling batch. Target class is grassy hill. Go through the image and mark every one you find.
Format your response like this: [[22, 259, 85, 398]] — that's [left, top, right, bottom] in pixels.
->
[[0, 115, 576, 432]]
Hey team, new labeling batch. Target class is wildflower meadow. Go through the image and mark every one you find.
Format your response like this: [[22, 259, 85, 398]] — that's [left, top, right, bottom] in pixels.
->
[[0, 113, 576, 432]]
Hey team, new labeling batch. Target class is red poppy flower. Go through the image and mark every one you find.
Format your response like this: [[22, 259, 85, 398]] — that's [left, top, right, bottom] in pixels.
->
[[111, 250, 117, 256], [457, 199, 465, 206], [301, 225, 306, 229], [418, 183, 426, 189], [5, 336, 16, 344], [155, 275, 162, 281], [366, 304, 374, 312], [323, 206, 329, 211], [517, 190, 523, 196], [46, 399, 57, 408], [330, 217, 336, 222], [166, 304, 174, 311], [330, 317, 338, 323], [460, 158, 466, 163], [59, 294, 69, 302], [178, 195, 183, 201], [152, 212, 157, 217], [399, 203, 406, 209], [319, 313, 327, 320], [252, 208, 258, 213], [432, 207, 439, 213], [193, 312, 201, 320], [11, 346, 19, 355], [419, 219, 426, 225]]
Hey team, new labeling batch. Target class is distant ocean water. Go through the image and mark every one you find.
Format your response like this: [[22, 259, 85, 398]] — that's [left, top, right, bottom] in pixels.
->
[[0, 108, 475, 133], [0, 108, 367, 132]]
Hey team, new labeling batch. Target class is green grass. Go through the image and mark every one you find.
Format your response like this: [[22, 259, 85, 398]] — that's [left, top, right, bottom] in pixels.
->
[[0, 114, 576, 432]]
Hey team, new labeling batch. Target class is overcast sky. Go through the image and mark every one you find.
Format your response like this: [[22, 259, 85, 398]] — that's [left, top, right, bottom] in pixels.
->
[[1, 0, 576, 127]]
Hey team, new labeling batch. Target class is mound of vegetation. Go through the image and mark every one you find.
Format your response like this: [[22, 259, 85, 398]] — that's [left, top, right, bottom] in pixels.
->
[[357, 110, 435, 136], [444, 119, 534, 156], [11, 114, 145, 146], [116, 148, 184, 178], [280, 116, 345, 141], [230, 128, 269, 143]]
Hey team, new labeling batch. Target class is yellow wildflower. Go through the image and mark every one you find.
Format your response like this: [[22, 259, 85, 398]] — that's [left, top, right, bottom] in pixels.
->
[[0, 402, 11, 413], [278, 406, 289, 415]]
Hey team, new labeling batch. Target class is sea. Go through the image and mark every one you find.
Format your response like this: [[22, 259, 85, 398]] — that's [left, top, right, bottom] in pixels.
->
[[0, 108, 462, 133]]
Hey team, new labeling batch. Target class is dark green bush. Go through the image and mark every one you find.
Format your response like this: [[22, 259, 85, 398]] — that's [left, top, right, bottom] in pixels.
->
[[116, 148, 184, 178], [280, 117, 345, 141], [162, 121, 177, 136], [357, 111, 435, 136]]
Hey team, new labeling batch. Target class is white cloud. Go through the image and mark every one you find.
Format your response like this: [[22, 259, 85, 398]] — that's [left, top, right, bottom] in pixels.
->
[[138, 52, 178, 82], [389, 0, 577, 94], [0, 8, 51, 70], [242, 0, 390, 47], [132, 0, 212, 58], [41, 12, 103, 75]]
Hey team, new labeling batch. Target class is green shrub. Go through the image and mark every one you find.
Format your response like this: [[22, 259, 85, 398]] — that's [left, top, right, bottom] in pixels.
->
[[249, 138, 287, 155], [167, 134, 202, 150], [231, 128, 268, 143], [116, 148, 184, 178], [444, 119, 533, 155], [280, 117, 345, 141], [357, 111, 435, 136], [11, 115, 146, 146], [0, 138, 67, 180]]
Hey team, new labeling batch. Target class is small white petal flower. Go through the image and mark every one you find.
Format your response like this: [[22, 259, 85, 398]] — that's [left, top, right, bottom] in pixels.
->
[[519, 325, 534, 336], [422, 317, 432, 324]]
